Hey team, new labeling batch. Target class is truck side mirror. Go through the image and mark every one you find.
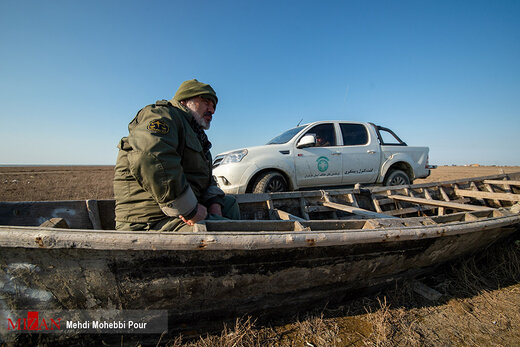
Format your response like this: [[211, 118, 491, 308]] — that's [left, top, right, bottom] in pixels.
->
[[297, 134, 316, 148]]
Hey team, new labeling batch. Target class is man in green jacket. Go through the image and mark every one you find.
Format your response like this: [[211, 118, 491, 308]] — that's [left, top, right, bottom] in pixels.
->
[[114, 79, 240, 231]]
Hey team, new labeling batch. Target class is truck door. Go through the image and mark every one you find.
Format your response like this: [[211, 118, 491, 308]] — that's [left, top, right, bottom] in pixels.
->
[[294, 123, 343, 187], [338, 123, 380, 184]]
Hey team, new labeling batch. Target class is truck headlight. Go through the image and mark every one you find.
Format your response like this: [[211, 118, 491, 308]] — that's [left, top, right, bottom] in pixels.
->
[[221, 149, 248, 165]]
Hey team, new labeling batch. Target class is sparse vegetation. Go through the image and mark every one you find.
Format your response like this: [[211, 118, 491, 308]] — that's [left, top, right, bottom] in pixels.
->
[[161, 237, 520, 346]]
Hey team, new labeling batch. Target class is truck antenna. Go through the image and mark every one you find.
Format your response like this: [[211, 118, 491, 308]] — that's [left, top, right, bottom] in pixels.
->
[[297, 118, 303, 126]]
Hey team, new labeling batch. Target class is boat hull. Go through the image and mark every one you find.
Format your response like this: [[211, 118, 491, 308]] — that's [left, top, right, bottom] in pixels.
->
[[1, 222, 517, 336]]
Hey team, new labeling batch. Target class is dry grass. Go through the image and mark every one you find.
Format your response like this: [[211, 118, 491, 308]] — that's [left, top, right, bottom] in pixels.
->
[[1, 165, 520, 346], [165, 237, 520, 347]]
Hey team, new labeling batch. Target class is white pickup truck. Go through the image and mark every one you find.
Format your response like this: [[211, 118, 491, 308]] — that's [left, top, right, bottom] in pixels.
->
[[212, 121, 433, 194]]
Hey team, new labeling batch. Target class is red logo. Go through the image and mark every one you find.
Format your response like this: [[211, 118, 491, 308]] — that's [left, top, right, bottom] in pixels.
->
[[7, 311, 61, 331]]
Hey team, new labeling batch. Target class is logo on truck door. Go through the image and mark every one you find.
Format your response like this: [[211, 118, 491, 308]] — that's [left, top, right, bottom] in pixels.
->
[[316, 156, 329, 172]]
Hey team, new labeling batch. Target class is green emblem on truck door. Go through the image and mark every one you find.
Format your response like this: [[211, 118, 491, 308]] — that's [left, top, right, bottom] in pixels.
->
[[316, 156, 329, 172]]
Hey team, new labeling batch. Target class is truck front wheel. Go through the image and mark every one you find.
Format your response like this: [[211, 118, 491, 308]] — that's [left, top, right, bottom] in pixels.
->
[[253, 172, 288, 193], [383, 169, 411, 186]]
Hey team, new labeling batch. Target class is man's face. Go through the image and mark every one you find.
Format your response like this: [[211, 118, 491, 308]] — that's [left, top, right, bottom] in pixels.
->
[[185, 96, 216, 130]]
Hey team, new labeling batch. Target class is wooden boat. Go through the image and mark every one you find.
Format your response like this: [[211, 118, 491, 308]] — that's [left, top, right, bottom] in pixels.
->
[[1, 172, 520, 341]]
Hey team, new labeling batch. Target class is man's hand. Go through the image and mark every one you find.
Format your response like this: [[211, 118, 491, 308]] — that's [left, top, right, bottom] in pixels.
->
[[208, 203, 222, 216], [179, 204, 207, 226]]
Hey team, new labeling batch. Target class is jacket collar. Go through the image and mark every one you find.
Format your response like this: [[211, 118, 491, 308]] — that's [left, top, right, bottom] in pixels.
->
[[169, 98, 194, 122]]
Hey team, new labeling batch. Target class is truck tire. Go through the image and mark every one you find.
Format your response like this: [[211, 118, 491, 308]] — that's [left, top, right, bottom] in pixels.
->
[[383, 169, 411, 186], [253, 172, 288, 193]]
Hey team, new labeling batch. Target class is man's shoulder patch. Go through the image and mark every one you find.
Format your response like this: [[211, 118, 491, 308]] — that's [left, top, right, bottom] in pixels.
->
[[147, 119, 169, 134]]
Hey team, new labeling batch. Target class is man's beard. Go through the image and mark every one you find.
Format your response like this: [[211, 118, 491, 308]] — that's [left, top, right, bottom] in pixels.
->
[[189, 109, 211, 130]]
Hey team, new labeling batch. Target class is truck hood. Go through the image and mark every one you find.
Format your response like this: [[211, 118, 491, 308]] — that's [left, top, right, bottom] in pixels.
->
[[215, 143, 290, 157]]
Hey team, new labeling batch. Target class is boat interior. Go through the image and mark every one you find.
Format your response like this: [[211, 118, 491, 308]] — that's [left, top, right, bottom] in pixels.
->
[[0, 173, 519, 233]]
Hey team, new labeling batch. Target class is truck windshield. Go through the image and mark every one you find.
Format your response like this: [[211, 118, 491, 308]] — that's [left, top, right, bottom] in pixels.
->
[[266, 126, 305, 145]]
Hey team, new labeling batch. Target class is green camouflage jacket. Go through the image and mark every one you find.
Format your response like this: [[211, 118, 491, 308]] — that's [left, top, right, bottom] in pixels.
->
[[113, 99, 224, 223]]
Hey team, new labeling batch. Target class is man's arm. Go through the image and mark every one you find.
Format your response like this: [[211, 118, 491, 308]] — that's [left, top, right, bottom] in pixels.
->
[[126, 105, 199, 219], [200, 152, 226, 215]]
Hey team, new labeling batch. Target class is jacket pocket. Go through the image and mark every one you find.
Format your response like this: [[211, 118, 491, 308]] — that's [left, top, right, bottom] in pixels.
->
[[185, 133, 203, 153], [182, 134, 209, 177]]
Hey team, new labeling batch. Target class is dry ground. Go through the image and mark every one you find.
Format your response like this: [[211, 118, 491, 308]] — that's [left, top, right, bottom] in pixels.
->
[[0, 165, 114, 201], [1, 165, 519, 201], [1, 165, 520, 346], [414, 165, 520, 185]]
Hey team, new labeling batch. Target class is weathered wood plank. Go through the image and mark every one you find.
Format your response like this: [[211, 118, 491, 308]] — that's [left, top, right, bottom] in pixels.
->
[[320, 191, 338, 219], [86, 199, 102, 230], [39, 218, 69, 229], [470, 182, 487, 205], [388, 195, 492, 211], [484, 183, 502, 207], [483, 180, 520, 187], [384, 206, 434, 216], [437, 187, 450, 215], [454, 189, 520, 202], [322, 201, 399, 219], [438, 186, 451, 201], [374, 196, 394, 205], [271, 208, 307, 222], [423, 188, 444, 216], [348, 193, 360, 208], [1, 210, 519, 250], [305, 205, 334, 213], [382, 199, 470, 217], [372, 172, 513, 193], [293, 221, 311, 231], [372, 197, 384, 213]]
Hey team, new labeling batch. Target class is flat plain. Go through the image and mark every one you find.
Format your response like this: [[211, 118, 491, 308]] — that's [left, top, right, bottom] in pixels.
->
[[1, 165, 519, 201], [1, 165, 519, 346]]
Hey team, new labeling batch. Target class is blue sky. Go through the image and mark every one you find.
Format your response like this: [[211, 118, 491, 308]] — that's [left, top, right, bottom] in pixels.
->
[[0, 0, 518, 165]]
